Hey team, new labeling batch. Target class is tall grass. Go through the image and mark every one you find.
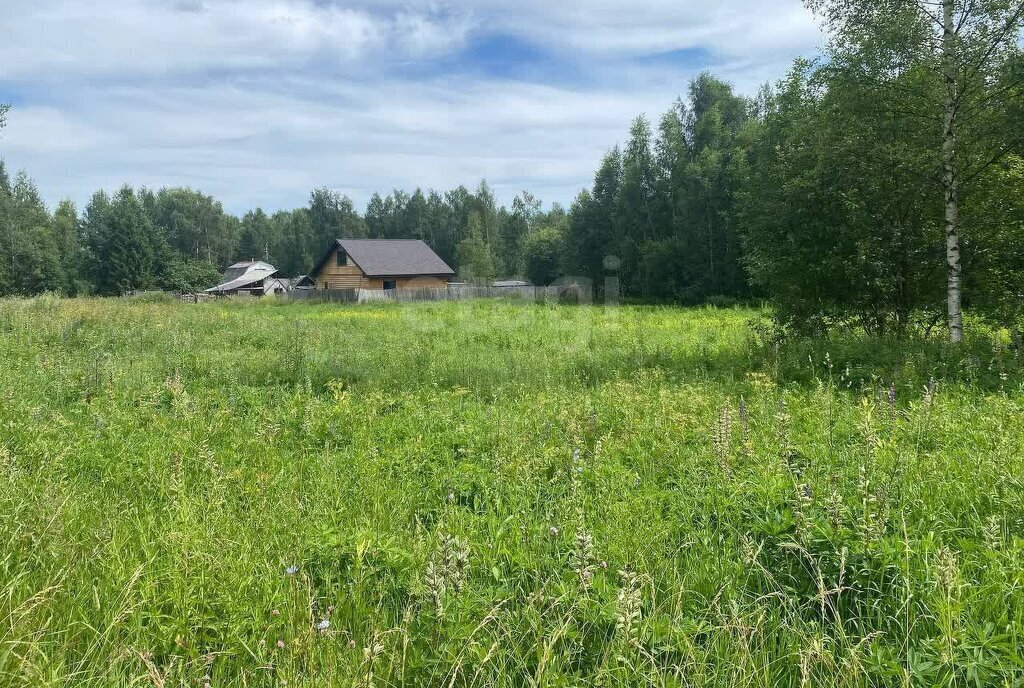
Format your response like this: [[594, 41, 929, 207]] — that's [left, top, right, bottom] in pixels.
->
[[0, 297, 1022, 686]]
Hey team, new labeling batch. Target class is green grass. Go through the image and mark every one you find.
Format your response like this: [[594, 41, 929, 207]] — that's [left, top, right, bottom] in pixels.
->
[[1, 296, 1023, 687]]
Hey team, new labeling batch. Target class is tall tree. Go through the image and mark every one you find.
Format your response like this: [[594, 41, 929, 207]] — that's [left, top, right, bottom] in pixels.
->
[[82, 186, 160, 295], [739, 60, 945, 334], [237, 208, 272, 262], [149, 187, 236, 267], [309, 187, 364, 252], [806, 0, 1024, 340], [4, 172, 62, 295], [681, 74, 750, 299], [456, 212, 495, 283], [52, 200, 79, 293], [500, 190, 541, 277]]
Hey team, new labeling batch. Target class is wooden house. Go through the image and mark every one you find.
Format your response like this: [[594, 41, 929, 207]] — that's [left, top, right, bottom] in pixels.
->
[[310, 239, 455, 291]]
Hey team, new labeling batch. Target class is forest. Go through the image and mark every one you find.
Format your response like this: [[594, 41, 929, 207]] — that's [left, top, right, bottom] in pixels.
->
[[1, 0, 1022, 340]]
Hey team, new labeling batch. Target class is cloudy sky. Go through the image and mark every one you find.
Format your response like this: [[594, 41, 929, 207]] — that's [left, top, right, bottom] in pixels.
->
[[0, 0, 823, 214]]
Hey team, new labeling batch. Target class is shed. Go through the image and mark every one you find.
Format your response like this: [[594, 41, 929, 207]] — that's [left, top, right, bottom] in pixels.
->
[[205, 261, 284, 296]]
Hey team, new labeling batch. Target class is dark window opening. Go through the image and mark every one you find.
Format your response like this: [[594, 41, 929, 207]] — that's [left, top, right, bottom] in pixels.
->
[[383, 280, 397, 290], [336, 251, 347, 267]]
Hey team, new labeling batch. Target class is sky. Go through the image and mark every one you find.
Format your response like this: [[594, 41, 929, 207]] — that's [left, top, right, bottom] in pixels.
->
[[0, 0, 824, 215]]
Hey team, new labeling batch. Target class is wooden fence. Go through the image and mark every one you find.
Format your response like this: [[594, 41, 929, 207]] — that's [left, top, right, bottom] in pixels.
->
[[287, 284, 592, 304]]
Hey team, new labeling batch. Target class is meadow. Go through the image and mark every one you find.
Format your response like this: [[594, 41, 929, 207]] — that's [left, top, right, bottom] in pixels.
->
[[1, 296, 1023, 687]]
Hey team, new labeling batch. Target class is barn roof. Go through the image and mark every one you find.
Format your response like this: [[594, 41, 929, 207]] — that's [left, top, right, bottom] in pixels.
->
[[312, 239, 455, 277], [220, 260, 276, 282], [206, 261, 279, 293]]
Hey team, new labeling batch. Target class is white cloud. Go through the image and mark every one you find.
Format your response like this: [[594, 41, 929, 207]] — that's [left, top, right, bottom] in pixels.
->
[[0, 0, 472, 78], [0, 0, 823, 213]]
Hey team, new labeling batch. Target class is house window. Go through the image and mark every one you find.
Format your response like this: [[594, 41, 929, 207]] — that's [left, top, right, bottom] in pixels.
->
[[336, 251, 347, 267], [383, 280, 397, 290]]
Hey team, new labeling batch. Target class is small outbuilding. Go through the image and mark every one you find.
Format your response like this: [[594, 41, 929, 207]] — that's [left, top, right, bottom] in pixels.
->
[[310, 239, 455, 291], [206, 261, 286, 296], [289, 275, 315, 290]]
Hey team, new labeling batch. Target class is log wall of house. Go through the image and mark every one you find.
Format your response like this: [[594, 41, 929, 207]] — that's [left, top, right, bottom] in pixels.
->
[[315, 250, 367, 289]]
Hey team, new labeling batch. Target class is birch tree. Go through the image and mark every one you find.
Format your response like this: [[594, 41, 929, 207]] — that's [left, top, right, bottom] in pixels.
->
[[806, 0, 1024, 342]]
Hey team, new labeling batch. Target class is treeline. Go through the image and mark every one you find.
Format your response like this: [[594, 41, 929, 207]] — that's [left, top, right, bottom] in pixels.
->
[[0, 163, 569, 296], [1, 0, 1022, 340]]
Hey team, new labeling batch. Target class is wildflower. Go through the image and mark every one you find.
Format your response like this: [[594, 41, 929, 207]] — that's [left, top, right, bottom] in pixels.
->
[[738, 397, 751, 457], [364, 641, 384, 661], [317, 619, 330, 631], [276, 640, 285, 649], [984, 515, 1002, 550], [714, 405, 733, 475], [271, 609, 280, 616], [934, 547, 959, 594], [424, 558, 446, 618], [570, 529, 597, 587], [739, 534, 757, 566], [549, 526, 559, 537], [436, 532, 470, 594], [285, 565, 298, 576], [825, 490, 845, 529], [347, 639, 357, 649], [615, 569, 643, 652]]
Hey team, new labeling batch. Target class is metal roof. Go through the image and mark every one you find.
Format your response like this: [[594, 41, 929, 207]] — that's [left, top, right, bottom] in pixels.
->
[[220, 260, 277, 283], [207, 261, 279, 293], [312, 239, 454, 277]]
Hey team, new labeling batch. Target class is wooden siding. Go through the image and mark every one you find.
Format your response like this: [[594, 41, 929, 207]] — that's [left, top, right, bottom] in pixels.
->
[[314, 249, 367, 289]]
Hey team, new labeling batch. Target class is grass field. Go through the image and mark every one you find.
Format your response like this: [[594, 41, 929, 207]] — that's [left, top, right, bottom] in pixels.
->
[[2, 296, 1024, 687]]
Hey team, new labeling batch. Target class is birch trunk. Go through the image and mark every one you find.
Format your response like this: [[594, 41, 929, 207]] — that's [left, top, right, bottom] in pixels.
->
[[942, 0, 964, 343]]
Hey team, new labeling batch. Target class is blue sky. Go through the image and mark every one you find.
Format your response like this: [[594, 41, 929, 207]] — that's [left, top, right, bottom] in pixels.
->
[[0, 0, 823, 214]]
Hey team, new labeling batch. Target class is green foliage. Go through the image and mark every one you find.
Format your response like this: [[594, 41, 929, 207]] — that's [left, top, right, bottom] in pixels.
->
[[147, 187, 238, 267], [966, 155, 1024, 332], [455, 215, 495, 283], [738, 60, 945, 335], [524, 225, 564, 286], [1, 298, 1023, 686], [797, 0, 1024, 340], [309, 187, 365, 248], [162, 258, 223, 293], [82, 186, 161, 295], [563, 75, 754, 304], [0, 170, 64, 296]]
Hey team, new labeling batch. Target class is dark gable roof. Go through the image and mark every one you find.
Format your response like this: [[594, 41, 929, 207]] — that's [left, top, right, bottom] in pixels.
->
[[312, 239, 455, 277]]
